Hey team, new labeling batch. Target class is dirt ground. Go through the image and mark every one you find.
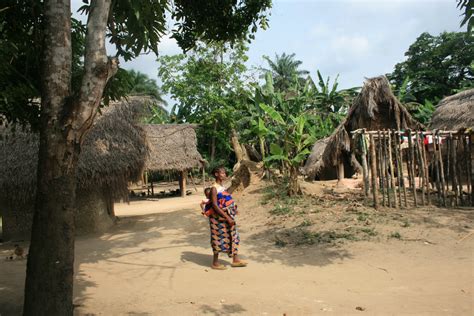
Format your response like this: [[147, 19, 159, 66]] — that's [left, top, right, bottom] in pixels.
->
[[1, 179, 473, 315]]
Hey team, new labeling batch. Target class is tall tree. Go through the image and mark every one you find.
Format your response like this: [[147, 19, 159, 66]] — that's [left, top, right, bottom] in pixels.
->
[[389, 32, 474, 105], [0, 1, 271, 314], [262, 52, 309, 91], [158, 41, 251, 165]]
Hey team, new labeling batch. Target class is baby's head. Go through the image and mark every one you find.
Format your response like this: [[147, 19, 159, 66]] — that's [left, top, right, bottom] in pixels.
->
[[204, 187, 211, 199]]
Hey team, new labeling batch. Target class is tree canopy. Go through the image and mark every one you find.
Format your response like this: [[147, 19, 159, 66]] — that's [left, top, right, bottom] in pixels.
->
[[389, 31, 474, 105]]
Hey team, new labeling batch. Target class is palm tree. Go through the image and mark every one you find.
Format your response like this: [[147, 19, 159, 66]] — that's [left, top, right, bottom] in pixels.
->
[[127, 70, 167, 104], [262, 53, 309, 91]]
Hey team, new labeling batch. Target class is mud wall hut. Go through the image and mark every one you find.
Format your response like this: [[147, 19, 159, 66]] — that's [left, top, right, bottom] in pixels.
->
[[142, 124, 203, 197], [0, 98, 148, 240], [303, 76, 423, 180], [431, 88, 474, 130]]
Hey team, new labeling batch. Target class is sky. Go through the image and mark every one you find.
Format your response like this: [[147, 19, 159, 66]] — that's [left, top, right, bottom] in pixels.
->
[[72, 0, 464, 109]]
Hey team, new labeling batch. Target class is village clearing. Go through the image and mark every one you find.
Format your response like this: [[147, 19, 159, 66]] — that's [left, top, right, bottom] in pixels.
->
[[1, 180, 473, 315]]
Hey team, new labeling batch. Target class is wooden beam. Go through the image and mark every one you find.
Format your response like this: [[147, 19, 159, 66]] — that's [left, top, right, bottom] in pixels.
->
[[179, 170, 188, 197]]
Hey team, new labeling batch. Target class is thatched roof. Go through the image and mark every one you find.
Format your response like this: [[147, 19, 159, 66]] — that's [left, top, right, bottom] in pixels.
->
[[0, 97, 148, 205], [303, 76, 423, 178], [143, 124, 203, 172], [431, 89, 474, 130]]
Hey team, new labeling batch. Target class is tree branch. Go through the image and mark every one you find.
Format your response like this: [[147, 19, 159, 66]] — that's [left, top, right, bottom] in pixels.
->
[[66, 0, 116, 140]]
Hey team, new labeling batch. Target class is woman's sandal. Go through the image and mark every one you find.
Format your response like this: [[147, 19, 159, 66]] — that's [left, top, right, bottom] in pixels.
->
[[211, 264, 227, 270], [231, 261, 248, 267]]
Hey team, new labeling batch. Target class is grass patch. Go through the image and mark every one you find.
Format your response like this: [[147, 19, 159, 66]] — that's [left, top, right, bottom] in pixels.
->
[[282, 229, 358, 246], [298, 219, 312, 227], [360, 228, 378, 236], [401, 219, 410, 228], [270, 204, 292, 216], [357, 212, 369, 222], [390, 231, 402, 239]]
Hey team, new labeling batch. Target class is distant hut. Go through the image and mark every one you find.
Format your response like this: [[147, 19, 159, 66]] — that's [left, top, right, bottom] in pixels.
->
[[431, 89, 474, 130], [303, 76, 423, 180], [143, 124, 203, 197], [0, 98, 148, 240]]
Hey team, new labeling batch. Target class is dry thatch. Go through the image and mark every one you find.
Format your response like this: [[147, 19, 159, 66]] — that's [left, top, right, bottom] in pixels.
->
[[143, 124, 203, 172], [0, 97, 148, 207], [431, 88, 474, 130], [303, 76, 423, 179]]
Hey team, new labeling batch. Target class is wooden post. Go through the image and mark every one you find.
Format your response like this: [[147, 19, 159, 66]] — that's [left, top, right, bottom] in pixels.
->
[[420, 132, 431, 205], [462, 133, 472, 206], [436, 131, 447, 207], [378, 130, 386, 207], [337, 160, 345, 182], [382, 130, 392, 207], [393, 130, 403, 208], [457, 135, 465, 205], [179, 170, 188, 197], [370, 134, 379, 209], [361, 131, 369, 197], [414, 132, 426, 206], [388, 130, 398, 208], [469, 132, 474, 206], [151, 181, 154, 196], [407, 130, 418, 207], [397, 131, 408, 208], [451, 134, 459, 206]]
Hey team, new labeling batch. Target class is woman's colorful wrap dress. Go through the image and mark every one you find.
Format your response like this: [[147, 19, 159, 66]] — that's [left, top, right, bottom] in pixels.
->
[[209, 184, 240, 257]]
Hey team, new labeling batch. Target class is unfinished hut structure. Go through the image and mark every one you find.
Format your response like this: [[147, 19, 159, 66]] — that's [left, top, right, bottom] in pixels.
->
[[303, 76, 423, 181], [0, 98, 149, 240], [142, 124, 203, 197]]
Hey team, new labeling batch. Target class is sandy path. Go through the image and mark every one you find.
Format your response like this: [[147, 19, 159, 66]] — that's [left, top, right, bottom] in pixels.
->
[[1, 194, 473, 315]]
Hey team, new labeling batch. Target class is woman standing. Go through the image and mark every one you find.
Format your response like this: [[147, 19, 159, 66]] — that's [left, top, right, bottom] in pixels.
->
[[209, 166, 247, 269]]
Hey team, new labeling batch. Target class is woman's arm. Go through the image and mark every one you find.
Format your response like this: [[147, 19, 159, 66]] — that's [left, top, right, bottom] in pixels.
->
[[210, 187, 235, 226]]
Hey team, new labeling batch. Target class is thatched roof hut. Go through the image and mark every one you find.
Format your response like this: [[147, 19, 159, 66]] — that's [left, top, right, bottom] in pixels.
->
[[0, 97, 148, 239], [431, 89, 474, 130], [143, 124, 203, 172], [303, 76, 423, 180]]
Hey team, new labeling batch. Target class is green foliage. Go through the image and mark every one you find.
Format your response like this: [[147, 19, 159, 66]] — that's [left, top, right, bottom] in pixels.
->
[[389, 32, 474, 106], [390, 231, 402, 239], [0, 0, 270, 127], [158, 41, 251, 165], [262, 52, 309, 91], [458, 0, 474, 32]]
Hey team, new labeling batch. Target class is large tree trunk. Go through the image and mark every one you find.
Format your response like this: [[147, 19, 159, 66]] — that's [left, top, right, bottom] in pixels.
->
[[231, 129, 244, 162], [23, 1, 116, 314]]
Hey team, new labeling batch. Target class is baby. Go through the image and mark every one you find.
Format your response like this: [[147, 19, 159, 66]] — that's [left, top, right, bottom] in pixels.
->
[[200, 187, 213, 216]]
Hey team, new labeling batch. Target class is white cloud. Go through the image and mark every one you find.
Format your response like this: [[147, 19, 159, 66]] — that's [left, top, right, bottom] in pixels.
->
[[331, 35, 370, 56]]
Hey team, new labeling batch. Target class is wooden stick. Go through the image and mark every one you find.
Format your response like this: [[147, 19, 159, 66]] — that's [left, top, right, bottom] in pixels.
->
[[387, 130, 398, 208], [462, 134, 472, 206], [378, 130, 386, 207], [393, 130, 403, 208], [382, 130, 392, 207], [361, 130, 370, 197], [456, 135, 464, 205], [436, 131, 447, 207], [370, 134, 379, 210], [397, 131, 408, 208], [446, 134, 452, 207], [451, 134, 459, 206], [407, 129, 417, 207], [414, 132, 426, 206], [470, 132, 474, 206], [433, 130, 442, 203], [420, 132, 431, 205]]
